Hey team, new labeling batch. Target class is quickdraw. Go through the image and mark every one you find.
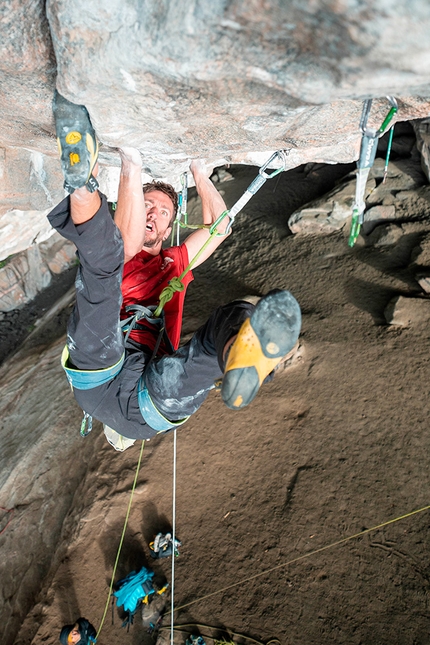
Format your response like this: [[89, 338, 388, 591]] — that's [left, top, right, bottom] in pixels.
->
[[149, 532, 182, 559], [170, 171, 189, 246], [348, 96, 398, 247]]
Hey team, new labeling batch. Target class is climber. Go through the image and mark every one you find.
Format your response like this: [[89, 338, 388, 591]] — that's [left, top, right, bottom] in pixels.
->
[[59, 617, 97, 645], [48, 92, 301, 447]]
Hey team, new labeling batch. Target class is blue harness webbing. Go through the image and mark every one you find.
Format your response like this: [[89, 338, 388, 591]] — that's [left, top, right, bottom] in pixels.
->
[[61, 307, 189, 433], [61, 345, 124, 390], [138, 377, 189, 432]]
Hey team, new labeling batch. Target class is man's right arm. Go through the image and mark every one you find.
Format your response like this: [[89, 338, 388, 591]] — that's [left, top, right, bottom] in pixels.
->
[[114, 147, 146, 264]]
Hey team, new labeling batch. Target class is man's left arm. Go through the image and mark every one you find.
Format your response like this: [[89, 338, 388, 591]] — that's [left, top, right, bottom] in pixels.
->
[[184, 160, 231, 269]]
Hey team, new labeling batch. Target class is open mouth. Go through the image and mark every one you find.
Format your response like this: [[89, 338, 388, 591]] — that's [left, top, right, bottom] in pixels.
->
[[146, 223, 154, 233]]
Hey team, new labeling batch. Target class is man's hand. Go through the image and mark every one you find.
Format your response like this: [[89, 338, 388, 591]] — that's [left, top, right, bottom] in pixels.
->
[[189, 159, 214, 181], [118, 147, 142, 167], [184, 158, 230, 268]]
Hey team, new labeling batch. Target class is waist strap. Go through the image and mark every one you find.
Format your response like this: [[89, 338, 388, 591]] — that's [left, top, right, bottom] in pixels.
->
[[137, 377, 189, 432], [61, 346, 125, 390]]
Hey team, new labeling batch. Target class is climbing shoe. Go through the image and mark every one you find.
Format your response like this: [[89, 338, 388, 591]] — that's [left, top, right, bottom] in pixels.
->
[[221, 289, 301, 410], [103, 424, 136, 451], [53, 90, 99, 194]]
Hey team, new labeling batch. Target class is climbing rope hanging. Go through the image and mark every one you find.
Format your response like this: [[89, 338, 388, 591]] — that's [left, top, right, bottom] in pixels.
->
[[348, 96, 398, 247], [95, 440, 146, 641], [154, 149, 290, 318], [170, 429, 178, 645]]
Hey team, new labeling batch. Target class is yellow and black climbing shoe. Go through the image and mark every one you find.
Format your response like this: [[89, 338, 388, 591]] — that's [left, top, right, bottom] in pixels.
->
[[53, 90, 99, 194], [221, 289, 301, 410]]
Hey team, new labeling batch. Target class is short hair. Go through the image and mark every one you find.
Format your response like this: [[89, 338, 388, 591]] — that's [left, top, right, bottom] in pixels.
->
[[59, 618, 96, 645], [142, 181, 178, 225]]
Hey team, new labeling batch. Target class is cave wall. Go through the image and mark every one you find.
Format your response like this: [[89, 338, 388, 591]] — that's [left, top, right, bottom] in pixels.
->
[[1, 3, 430, 643], [1, 1, 430, 263]]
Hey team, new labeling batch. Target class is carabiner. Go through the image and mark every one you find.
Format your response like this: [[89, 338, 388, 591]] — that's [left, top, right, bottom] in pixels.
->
[[259, 149, 289, 179], [359, 96, 398, 137], [177, 171, 188, 220]]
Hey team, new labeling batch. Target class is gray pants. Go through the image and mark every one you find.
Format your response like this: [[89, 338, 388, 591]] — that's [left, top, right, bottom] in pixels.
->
[[48, 195, 254, 440]]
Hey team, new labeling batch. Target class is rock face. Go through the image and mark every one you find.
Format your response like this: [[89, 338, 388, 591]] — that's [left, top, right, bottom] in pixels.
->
[[384, 295, 430, 327], [0, 233, 76, 312], [3, 162, 430, 645], [287, 153, 429, 237], [1, 1, 430, 266], [2, 5, 430, 645], [0, 337, 96, 645], [44, 0, 430, 176]]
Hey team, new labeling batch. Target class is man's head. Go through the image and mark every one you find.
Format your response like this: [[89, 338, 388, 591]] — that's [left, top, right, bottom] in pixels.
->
[[142, 181, 178, 249], [59, 618, 96, 645]]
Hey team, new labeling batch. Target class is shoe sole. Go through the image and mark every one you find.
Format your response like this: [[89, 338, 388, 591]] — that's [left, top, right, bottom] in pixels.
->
[[53, 91, 99, 192], [221, 290, 301, 410]]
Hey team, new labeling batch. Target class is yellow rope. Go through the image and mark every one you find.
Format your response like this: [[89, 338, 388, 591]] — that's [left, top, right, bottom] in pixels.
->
[[159, 623, 279, 645], [166, 504, 430, 616], [95, 440, 145, 640]]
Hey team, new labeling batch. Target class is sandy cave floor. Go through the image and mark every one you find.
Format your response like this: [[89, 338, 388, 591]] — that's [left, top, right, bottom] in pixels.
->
[[4, 152, 430, 645]]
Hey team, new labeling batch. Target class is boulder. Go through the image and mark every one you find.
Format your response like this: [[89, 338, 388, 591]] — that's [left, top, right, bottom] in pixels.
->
[[288, 156, 429, 237], [384, 295, 430, 327], [413, 118, 430, 183], [410, 235, 430, 267], [365, 222, 404, 248], [362, 205, 396, 235], [0, 1, 430, 257], [415, 273, 430, 294], [288, 176, 357, 235]]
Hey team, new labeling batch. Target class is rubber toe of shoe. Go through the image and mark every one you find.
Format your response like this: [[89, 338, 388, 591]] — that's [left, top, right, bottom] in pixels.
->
[[53, 91, 98, 191], [221, 290, 301, 410]]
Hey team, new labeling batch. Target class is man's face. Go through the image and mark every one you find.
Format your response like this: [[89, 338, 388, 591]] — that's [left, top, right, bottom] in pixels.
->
[[68, 626, 81, 644], [143, 190, 174, 248]]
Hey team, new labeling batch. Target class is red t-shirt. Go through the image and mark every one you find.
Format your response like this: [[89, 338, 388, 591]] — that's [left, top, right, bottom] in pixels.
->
[[121, 244, 193, 353]]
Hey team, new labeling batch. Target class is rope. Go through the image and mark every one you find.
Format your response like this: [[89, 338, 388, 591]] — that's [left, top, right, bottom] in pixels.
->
[[155, 149, 290, 319], [154, 212, 230, 318], [159, 623, 280, 645], [165, 503, 430, 616], [383, 125, 395, 183], [171, 429, 178, 645], [95, 440, 146, 640]]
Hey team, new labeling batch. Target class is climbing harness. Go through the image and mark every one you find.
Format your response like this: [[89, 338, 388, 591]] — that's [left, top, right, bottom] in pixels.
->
[[121, 303, 174, 353], [138, 379, 189, 432], [61, 345, 125, 437], [150, 532, 182, 559], [71, 304, 177, 438], [62, 346, 125, 391], [348, 96, 398, 247], [154, 150, 290, 318]]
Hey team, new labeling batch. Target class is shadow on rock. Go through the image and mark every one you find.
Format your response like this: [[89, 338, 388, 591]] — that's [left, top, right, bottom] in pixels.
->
[[353, 232, 426, 288], [344, 275, 408, 324]]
